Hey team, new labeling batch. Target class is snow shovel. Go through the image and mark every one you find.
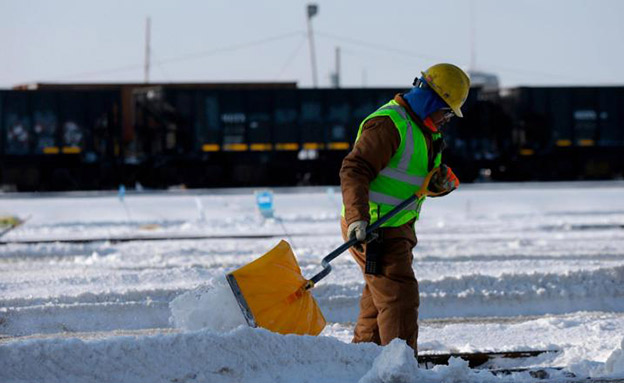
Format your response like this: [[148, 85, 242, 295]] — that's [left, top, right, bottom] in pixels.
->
[[226, 167, 447, 336]]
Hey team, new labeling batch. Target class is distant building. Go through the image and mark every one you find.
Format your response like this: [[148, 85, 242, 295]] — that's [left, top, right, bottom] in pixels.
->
[[468, 70, 499, 92]]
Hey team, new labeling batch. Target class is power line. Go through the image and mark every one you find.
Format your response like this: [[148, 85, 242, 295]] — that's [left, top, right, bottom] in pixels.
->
[[37, 31, 305, 83], [340, 46, 430, 66], [317, 30, 584, 83], [275, 35, 308, 80], [154, 31, 305, 66], [32, 28, 586, 86], [315, 30, 454, 62], [150, 49, 172, 83]]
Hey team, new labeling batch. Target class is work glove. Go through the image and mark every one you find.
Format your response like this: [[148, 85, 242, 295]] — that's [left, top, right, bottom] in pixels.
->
[[429, 164, 459, 197], [347, 220, 368, 252]]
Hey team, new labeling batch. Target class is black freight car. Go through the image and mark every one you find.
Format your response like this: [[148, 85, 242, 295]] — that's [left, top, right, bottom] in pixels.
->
[[1, 84, 623, 191], [498, 87, 624, 180], [0, 89, 121, 190], [148, 87, 398, 188], [130, 86, 494, 188]]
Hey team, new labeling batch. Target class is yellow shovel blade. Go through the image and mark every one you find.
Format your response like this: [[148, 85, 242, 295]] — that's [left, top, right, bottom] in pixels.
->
[[227, 240, 326, 336]]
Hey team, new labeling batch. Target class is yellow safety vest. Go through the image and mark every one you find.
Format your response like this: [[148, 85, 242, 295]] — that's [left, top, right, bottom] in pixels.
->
[[343, 99, 442, 227]]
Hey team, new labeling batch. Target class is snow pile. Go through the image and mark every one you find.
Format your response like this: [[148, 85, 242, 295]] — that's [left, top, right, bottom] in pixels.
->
[[0, 327, 379, 383], [565, 336, 624, 378], [605, 337, 624, 377], [359, 339, 419, 383], [360, 339, 501, 383], [169, 277, 246, 332], [317, 265, 624, 322], [417, 265, 624, 317], [1, 327, 538, 383]]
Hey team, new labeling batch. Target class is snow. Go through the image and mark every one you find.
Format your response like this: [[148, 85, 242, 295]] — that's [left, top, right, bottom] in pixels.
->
[[359, 339, 420, 383], [169, 277, 246, 332], [0, 326, 379, 383], [605, 338, 624, 376], [1, 182, 624, 382], [358, 339, 500, 383]]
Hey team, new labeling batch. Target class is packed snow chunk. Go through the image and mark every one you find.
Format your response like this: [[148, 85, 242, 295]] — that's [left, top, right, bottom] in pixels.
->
[[359, 339, 419, 383], [605, 337, 624, 377], [360, 339, 503, 383], [428, 357, 498, 383], [568, 336, 624, 378], [169, 276, 246, 332]]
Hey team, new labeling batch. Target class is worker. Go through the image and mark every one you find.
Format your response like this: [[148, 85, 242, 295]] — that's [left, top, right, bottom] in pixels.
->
[[339, 63, 470, 355]]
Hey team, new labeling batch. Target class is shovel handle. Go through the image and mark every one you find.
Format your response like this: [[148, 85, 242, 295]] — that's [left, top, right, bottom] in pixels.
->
[[308, 167, 443, 286]]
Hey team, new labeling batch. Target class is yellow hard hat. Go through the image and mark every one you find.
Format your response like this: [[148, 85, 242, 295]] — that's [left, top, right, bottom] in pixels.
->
[[421, 63, 470, 118]]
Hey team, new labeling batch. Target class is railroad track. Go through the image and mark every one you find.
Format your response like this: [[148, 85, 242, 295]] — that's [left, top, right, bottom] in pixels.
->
[[0, 232, 337, 245]]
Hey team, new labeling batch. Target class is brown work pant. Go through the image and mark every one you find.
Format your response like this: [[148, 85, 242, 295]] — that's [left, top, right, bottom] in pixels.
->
[[341, 219, 420, 354]]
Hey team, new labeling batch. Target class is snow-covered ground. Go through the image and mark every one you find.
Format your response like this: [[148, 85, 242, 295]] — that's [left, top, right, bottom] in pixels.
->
[[1, 182, 624, 382]]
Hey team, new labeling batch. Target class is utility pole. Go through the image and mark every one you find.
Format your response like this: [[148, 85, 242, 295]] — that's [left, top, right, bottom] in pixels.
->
[[469, 0, 476, 72], [331, 46, 341, 88], [144, 17, 151, 83], [306, 4, 319, 88]]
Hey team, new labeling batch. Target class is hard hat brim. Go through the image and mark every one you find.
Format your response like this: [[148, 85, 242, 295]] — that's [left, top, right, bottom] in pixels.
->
[[421, 70, 465, 118]]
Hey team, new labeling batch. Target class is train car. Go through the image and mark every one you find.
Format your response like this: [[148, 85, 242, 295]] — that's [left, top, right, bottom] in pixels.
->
[[0, 89, 121, 191], [432, 86, 509, 182], [137, 87, 399, 188], [1, 83, 623, 191], [130, 86, 490, 188], [498, 87, 624, 180]]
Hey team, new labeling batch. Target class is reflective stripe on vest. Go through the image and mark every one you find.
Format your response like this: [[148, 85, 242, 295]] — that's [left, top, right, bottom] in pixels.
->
[[369, 191, 418, 209], [378, 168, 425, 185], [377, 105, 414, 173], [368, 104, 425, 207]]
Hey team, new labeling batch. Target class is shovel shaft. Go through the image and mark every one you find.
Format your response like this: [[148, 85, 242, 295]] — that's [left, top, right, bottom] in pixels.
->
[[309, 194, 418, 285], [308, 167, 444, 287]]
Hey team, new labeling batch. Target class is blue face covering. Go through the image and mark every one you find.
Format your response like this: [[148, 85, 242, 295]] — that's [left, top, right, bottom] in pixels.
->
[[402, 83, 447, 120]]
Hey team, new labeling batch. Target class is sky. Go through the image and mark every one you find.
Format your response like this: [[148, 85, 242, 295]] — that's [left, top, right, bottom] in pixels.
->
[[1, 0, 624, 89]]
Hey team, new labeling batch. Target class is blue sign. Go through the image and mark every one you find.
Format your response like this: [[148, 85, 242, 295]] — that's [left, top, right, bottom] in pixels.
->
[[255, 190, 274, 218], [118, 185, 126, 202]]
